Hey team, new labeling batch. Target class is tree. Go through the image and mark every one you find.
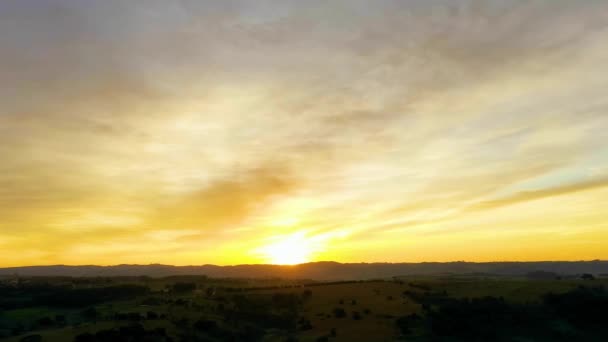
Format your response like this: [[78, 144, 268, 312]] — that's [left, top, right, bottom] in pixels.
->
[[298, 317, 313, 331], [55, 314, 67, 325], [81, 307, 98, 321], [171, 282, 197, 293], [19, 335, 42, 342], [582, 273, 595, 280], [194, 319, 218, 332], [302, 289, 312, 299], [333, 308, 347, 318], [395, 315, 417, 335], [37, 316, 54, 327]]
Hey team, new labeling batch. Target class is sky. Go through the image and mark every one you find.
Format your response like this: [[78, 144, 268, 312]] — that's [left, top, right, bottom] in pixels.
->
[[1, 0, 607, 267]]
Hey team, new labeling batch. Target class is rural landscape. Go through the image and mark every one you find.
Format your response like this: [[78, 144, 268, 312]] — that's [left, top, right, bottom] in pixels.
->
[[2, 0, 608, 341], [1, 262, 608, 341]]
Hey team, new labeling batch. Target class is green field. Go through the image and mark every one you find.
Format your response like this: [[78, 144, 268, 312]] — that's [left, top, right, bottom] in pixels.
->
[[1, 276, 607, 341]]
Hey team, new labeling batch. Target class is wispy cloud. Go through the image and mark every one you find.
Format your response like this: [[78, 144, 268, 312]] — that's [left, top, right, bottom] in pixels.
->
[[1, 0, 607, 265]]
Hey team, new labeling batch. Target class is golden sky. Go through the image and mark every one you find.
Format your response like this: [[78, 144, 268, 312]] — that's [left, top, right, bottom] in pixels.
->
[[1, 1, 608, 266]]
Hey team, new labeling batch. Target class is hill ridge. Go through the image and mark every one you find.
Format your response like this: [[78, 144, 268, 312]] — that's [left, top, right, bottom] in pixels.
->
[[1, 261, 606, 280]]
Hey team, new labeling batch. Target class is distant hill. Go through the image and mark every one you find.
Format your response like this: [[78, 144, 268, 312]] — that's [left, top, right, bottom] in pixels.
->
[[1, 261, 607, 280]]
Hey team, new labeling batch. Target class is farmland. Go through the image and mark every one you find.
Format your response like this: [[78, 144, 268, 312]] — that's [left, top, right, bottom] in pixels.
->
[[1, 275, 607, 341]]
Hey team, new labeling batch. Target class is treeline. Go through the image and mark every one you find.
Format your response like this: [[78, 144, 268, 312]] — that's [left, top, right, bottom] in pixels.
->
[[397, 285, 608, 341], [74, 324, 171, 342], [0, 284, 149, 309], [222, 279, 386, 293]]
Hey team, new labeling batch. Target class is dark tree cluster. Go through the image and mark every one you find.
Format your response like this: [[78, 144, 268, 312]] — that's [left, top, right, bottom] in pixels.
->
[[74, 324, 171, 342], [395, 313, 421, 335], [543, 285, 608, 330], [19, 335, 42, 342], [400, 286, 608, 341], [332, 308, 346, 318], [220, 293, 301, 333], [0, 284, 149, 309], [408, 282, 431, 291], [402, 289, 449, 306], [169, 282, 196, 294], [178, 316, 265, 342], [297, 317, 313, 331]]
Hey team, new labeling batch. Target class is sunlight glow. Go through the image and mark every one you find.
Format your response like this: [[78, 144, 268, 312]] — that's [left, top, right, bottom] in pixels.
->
[[259, 232, 313, 265]]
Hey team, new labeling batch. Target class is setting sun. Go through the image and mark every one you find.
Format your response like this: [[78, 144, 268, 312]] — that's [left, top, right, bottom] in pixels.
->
[[259, 233, 314, 265]]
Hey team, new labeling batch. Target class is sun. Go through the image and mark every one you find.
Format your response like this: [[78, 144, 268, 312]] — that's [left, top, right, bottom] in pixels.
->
[[259, 232, 313, 265]]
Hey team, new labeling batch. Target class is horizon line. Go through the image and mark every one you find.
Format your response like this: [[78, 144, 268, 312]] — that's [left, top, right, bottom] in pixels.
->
[[2, 259, 606, 269]]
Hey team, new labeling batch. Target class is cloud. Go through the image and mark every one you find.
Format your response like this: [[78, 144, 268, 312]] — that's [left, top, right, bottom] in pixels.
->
[[1, 0, 608, 265], [148, 162, 300, 231], [469, 177, 608, 212]]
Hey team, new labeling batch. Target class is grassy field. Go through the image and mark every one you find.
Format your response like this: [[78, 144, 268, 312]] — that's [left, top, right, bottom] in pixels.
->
[[1, 276, 607, 341]]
